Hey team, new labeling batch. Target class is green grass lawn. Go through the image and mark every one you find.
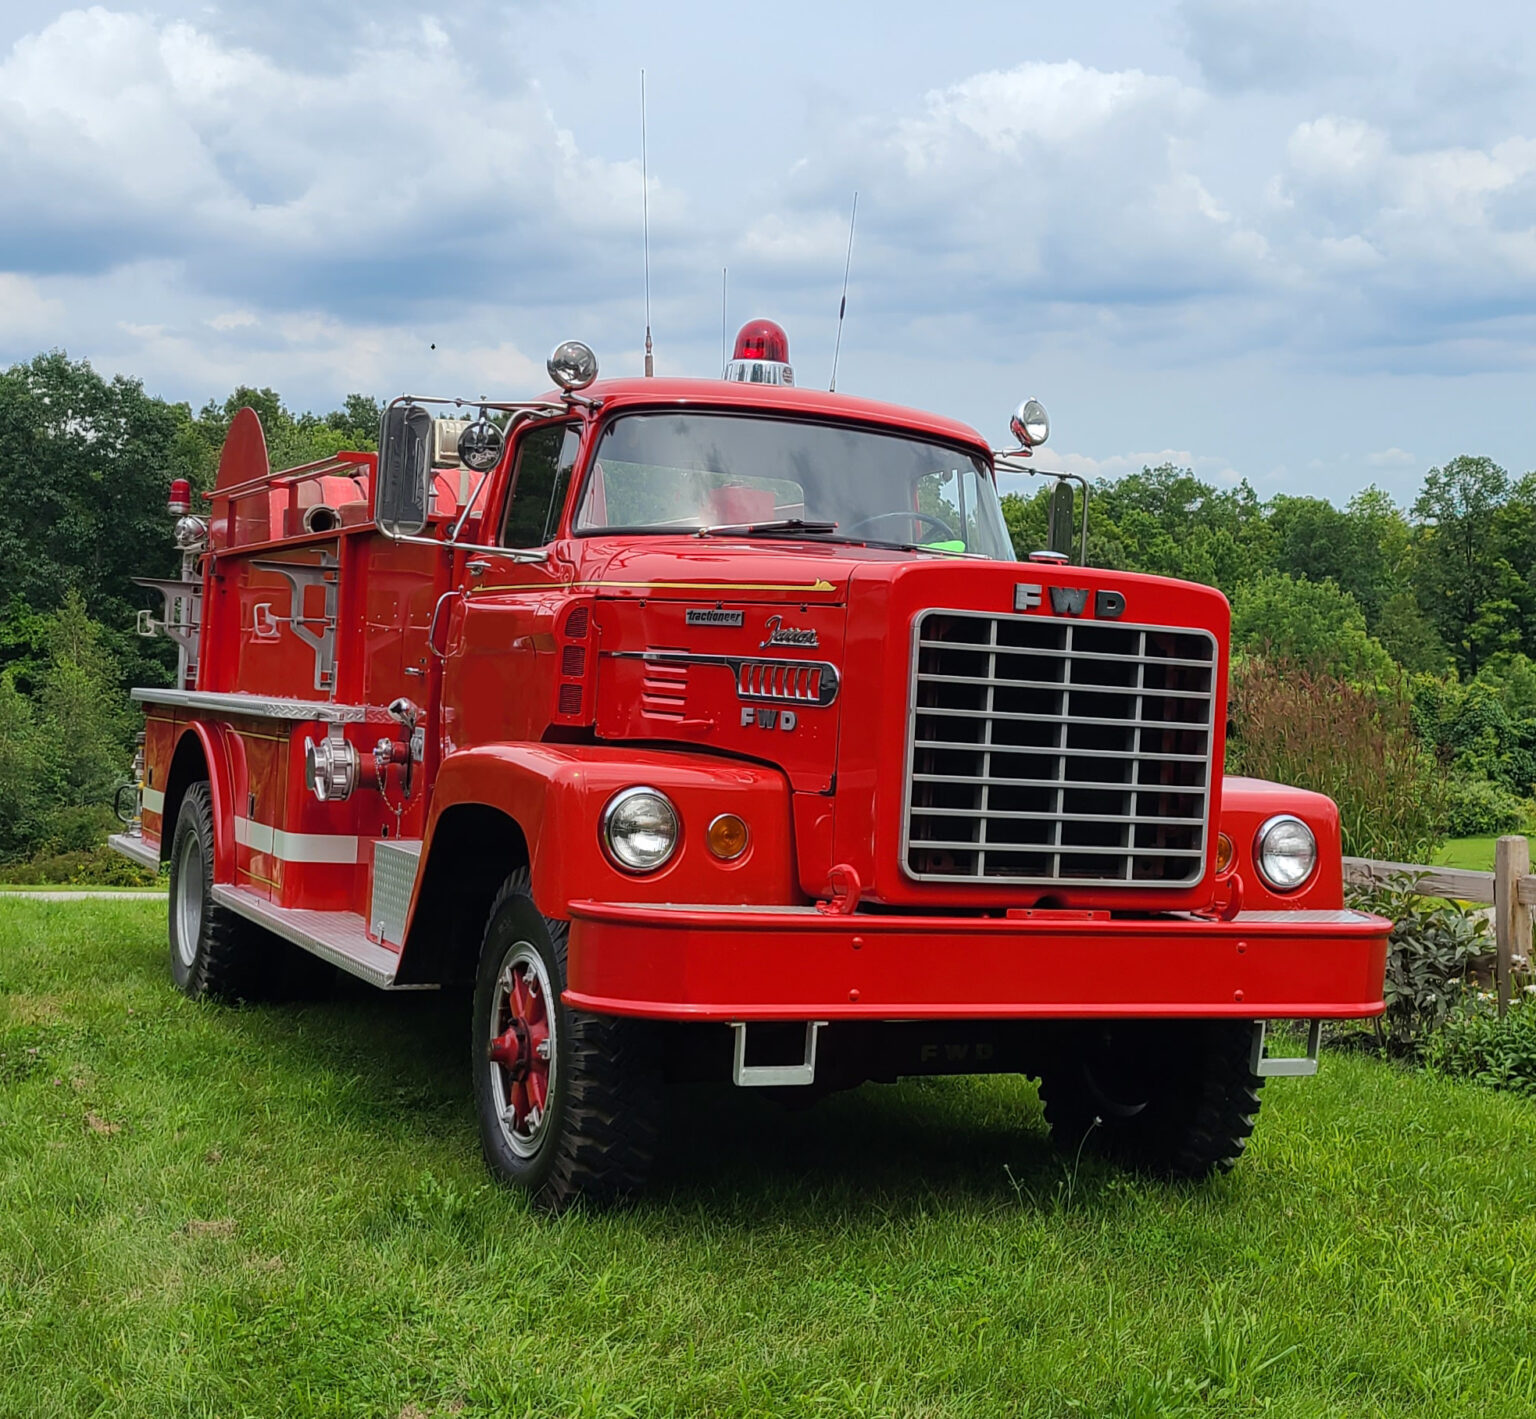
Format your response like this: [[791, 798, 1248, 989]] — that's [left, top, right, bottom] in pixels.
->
[[1434, 836, 1536, 874], [4, 900, 1536, 1418]]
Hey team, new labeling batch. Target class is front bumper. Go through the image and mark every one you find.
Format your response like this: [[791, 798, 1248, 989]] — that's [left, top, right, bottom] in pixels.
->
[[563, 904, 1391, 1022]]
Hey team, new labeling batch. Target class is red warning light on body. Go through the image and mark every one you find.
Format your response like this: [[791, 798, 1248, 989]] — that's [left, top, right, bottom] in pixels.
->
[[168, 478, 192, 515], [723, 319, 794, 386]]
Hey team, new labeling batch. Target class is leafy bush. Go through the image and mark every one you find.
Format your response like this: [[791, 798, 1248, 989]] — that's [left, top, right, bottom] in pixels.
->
[[0, 844, 158, 886], [1345, 877, 1485, 1050], [1229, 659, 1448, 862], [1413, 674, 1536, 798], [1230, 573, 1396, 680], [1443, 777, 1528, 837], [1423, 996, 1536, 1096]]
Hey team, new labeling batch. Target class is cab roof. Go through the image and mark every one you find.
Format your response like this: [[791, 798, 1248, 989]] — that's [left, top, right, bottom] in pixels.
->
[[546, 377, 992, 456]]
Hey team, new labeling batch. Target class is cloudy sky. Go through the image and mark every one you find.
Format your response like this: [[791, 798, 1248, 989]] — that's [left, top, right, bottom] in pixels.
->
[[1, 0, 1533, 503]]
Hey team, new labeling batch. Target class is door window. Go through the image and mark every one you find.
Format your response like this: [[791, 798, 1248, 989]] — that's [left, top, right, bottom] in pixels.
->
[[502, 424, 581, 548]]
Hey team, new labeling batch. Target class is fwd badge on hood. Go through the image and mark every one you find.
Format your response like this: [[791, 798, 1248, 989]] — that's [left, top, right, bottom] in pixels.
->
[[1015, 583, 1126, 619]]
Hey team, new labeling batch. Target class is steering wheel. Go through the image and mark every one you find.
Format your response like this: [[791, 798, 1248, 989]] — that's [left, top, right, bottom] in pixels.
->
[[843, 510, 959, 543]]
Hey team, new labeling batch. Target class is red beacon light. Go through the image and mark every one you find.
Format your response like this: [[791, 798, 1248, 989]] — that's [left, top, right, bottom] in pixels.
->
[[723, 319, 795, 386], [167, 478, 191, 515]]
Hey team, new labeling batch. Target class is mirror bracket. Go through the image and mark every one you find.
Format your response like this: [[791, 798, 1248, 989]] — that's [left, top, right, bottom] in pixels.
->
[[992, 455, 1091, 566]]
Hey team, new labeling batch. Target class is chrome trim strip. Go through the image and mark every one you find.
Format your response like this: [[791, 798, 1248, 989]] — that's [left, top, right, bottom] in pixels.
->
[[130, 688, 366, 722], [1218, 910, 1378, 924], [603, 650, 840, 706]]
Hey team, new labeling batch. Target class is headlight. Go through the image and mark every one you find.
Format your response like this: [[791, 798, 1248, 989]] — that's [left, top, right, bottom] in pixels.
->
[[601, 787, 679, 872], [1254, 814, 1317, 892]]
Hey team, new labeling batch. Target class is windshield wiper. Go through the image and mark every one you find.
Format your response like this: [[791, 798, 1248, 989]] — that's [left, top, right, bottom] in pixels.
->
[[860, 538, 984, 559], [694, 518, 840, 538]]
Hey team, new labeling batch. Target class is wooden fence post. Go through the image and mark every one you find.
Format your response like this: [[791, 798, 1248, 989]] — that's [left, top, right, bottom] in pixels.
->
[[1494, 835, 1530, 1020]]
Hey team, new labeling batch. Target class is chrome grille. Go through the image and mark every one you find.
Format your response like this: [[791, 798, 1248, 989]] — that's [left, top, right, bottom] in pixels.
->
[[903, 609, 1217, 887], [736, 659, 834, 705]]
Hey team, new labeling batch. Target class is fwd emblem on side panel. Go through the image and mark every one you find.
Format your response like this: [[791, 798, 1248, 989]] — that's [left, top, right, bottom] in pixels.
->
[[1014, 583, 1126, 619], [741, 707, 798, 732]]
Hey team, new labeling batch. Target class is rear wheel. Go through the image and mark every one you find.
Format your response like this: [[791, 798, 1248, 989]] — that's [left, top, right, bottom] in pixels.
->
[[472, 870, 661, 1210], [1035, 1020, 1265, 1179], [167, 782, 263, 1001]]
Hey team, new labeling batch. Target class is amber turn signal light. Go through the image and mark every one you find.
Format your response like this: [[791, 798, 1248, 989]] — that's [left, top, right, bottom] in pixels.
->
[[706, 813, 749, 861], [1215, 832, 1235, 875]]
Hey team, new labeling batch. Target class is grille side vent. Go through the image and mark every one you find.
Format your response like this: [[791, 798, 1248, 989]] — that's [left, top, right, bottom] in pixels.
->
[[641, 647, 690, 721], [903, 609, 1217, 887]]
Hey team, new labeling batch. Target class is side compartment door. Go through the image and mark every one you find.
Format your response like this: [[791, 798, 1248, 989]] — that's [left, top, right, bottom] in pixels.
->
[[438, 423, 582, 749]]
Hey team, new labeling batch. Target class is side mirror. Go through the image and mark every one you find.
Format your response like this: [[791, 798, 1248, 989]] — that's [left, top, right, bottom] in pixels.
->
[[1048, 479, 1075, 559], [375, 403, 433, 538]]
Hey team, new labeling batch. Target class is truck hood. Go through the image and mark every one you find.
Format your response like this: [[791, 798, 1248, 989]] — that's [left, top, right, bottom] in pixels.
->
[[574, 534, 979, 604]]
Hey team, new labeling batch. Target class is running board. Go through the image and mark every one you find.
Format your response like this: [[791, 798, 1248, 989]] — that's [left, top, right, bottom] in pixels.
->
[[108, 832, 161, 872], [210, 885, 435, 991]]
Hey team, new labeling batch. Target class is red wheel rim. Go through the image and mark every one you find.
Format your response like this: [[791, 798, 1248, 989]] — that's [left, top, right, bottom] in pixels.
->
[[488, 943, 556, 1158]]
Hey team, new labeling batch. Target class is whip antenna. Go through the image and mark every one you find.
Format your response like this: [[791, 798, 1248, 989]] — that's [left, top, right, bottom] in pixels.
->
[[829, 191, 858, 392], [641, 70, 654, 376], [721, 266, 728, 373]]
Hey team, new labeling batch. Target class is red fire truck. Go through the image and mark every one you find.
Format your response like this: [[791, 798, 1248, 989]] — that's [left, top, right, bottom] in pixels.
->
[[111, 322, 1390, 1209]]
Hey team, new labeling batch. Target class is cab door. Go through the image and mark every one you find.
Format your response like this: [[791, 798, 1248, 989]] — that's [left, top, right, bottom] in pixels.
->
[[438, 422, 582, 749]]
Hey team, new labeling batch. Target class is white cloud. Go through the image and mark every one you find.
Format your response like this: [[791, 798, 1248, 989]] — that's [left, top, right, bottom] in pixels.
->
[[1, 4, 1534, 502], [0, 272, 62, 336], [1366, 447, 1416, 468], [208, 310, 258, 331], [0, 7, 656, 296], [899, 60, 1196, 160], [998, 448, 1245, 492]]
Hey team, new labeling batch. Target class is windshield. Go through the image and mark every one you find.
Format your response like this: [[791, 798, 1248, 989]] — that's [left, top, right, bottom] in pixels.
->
[[573, 412, 1014, 560]]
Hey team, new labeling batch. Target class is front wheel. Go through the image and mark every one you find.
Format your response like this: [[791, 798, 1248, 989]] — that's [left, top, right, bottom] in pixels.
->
[[1035, 1020, 1266, 1179], [471, 871, 662, 1210]]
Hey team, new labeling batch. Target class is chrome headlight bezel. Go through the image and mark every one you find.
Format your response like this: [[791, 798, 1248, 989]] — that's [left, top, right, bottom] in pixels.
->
[[600, 786, 680, 873], [1253, 813, 1318, 893]]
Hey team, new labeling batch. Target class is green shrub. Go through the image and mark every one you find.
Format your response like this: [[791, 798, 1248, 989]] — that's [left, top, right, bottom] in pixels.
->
[[0, 843, 158, 886], [1229, 659, 1448, 861], [1443, 777, 1528, 837], [1345, 877, 1485, 1050], [1423, 996, 1536, 1096], [39, 803, 119, 854]]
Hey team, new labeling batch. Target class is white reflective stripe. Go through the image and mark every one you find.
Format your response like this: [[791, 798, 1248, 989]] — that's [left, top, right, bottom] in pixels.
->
[[233, 817, 359, 864], [141, 789, 165, 813]]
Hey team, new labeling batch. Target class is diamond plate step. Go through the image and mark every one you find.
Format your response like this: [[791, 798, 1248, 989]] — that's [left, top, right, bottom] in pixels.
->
[[210, 884, 435, 990], [369, 839, 423, 948]]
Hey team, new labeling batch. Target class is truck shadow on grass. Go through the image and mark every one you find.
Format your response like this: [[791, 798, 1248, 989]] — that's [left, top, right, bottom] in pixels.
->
[[245, 977, 1130, 1221]]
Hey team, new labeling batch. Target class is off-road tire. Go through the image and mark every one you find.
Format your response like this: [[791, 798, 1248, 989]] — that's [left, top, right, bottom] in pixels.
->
[[472, 870, 662, 1211], [1035, 1019, 1265, 1179], [167, 781, 264, 1001]]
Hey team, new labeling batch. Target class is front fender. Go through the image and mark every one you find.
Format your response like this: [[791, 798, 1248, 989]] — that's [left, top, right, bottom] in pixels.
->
[[1218, 775, 1345, 909], [426, 743, 799, 918]]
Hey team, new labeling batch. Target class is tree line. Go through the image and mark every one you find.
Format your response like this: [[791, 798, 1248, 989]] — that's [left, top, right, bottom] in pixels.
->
[[0, 348, 1530, 871]]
